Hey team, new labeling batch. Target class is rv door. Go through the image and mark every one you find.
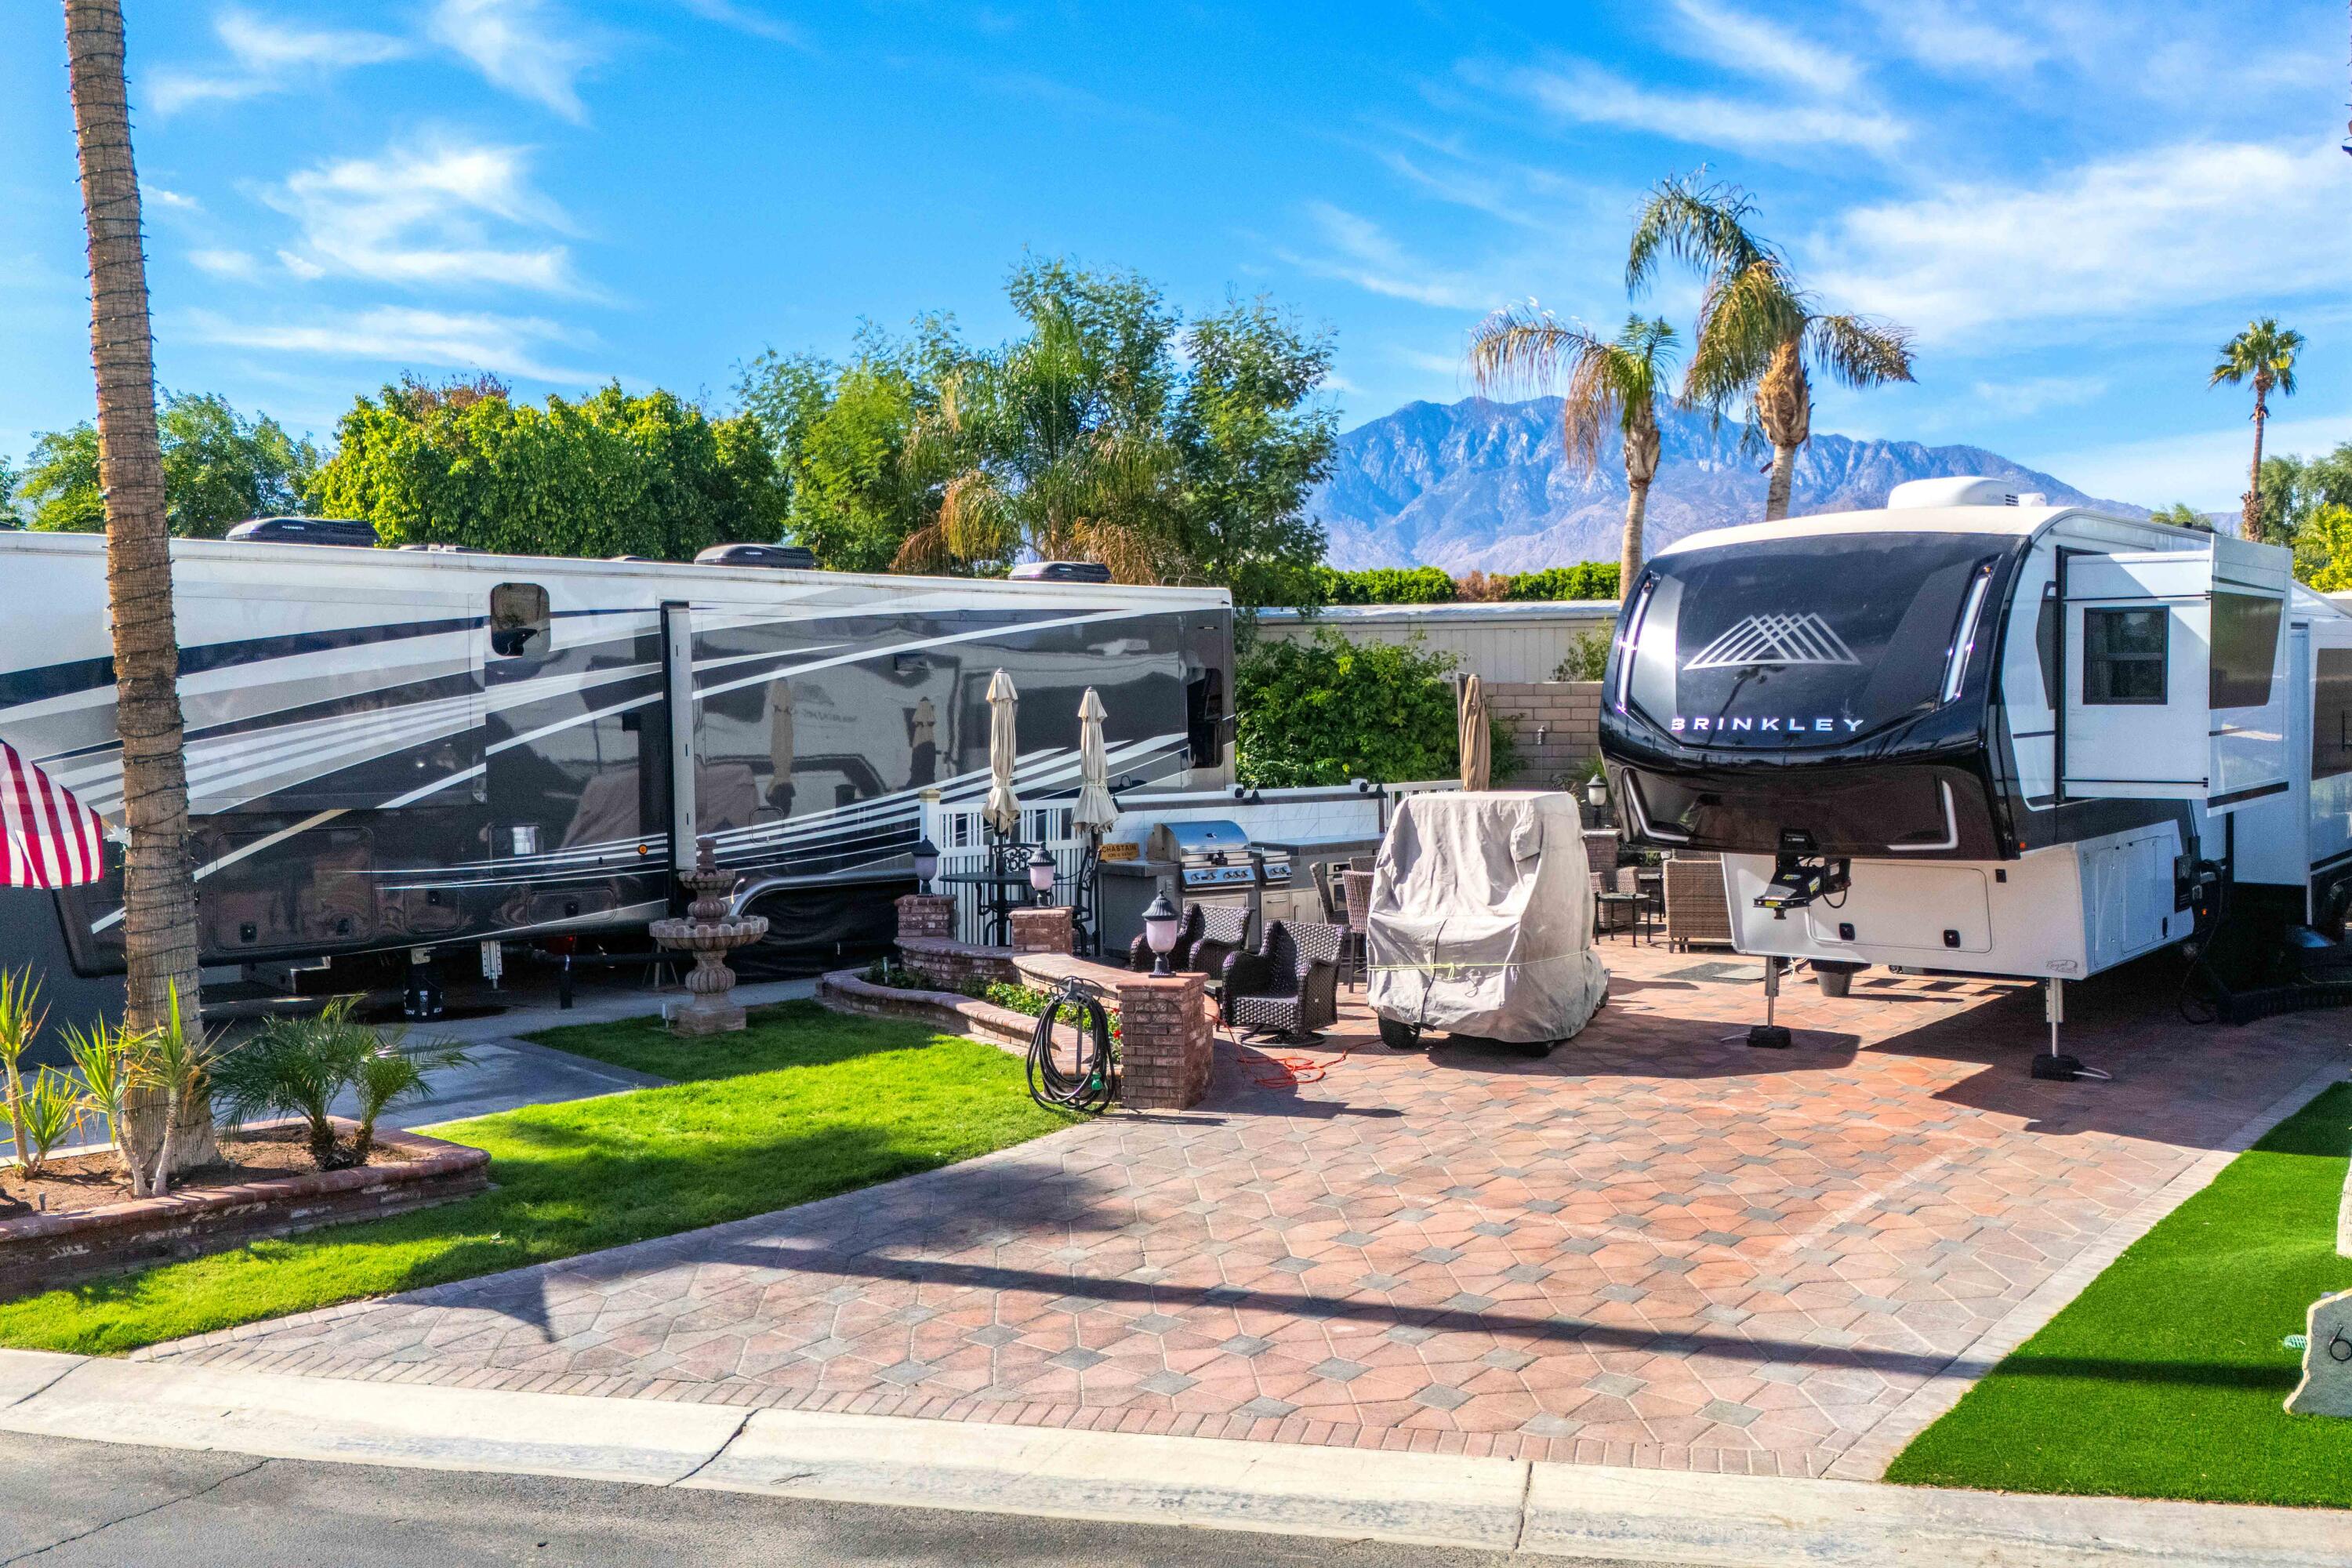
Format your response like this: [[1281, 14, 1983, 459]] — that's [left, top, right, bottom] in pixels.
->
[[2057, 535, 2288, 809]]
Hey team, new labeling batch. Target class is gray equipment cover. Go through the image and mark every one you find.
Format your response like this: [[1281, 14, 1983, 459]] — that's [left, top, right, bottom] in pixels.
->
[[1366, 790, 1609, 1044]]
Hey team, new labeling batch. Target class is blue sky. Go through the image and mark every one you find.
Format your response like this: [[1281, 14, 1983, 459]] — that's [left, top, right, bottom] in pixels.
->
[[2, 0, 2347, 510]]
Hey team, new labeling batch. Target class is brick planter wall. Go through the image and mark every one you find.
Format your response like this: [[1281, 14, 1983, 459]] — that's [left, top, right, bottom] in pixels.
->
[[895, 893, 956, 940], [896, 936, 1019, 994], [0, 1122, 488, 1301], [1115, 973, 1212, 1110], [1008, 906, 1075, 955]]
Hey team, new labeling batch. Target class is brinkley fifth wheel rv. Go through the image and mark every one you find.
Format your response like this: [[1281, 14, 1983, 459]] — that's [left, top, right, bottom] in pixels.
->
[[0, 529, 1232, 983], [1599, 477, 2352, 1069]]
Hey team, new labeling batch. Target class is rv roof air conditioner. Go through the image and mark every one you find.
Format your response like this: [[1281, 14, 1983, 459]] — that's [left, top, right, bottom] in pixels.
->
[[695, 543, 818, 570], [1008, 560, 1113, 583], [1886, 477, 2033, 510], [225, 516, 378, 547]]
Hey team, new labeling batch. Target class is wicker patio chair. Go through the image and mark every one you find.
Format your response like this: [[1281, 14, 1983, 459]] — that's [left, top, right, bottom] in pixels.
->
[[1339, 869, 1374, 989], [1663, 855, 1734, 951], [1127, 901, 1251, 977], [1222, 919, 1344, 1040]]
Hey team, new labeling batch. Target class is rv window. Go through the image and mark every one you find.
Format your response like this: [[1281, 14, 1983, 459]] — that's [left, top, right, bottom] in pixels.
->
[[2209, 590, 2281, 709], [2083, 608, 2166, 705], [2314, 649, 2352, 782], [1186, 667, 1225, 768], [489, 583, 550, 658]]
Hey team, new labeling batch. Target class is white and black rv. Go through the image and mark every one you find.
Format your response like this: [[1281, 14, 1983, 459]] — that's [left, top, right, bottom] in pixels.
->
[[1599, 477, 2352, 1032], [0, 530, 1232, 978]]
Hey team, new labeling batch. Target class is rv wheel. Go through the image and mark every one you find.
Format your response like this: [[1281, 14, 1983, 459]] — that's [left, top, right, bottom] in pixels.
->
[[1378, 1017, 1423, 1051]]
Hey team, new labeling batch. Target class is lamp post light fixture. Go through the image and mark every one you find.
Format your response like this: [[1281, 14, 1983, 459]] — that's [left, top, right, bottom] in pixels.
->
[[1584, 772, 1609, 814], [912, 835, 939, 892], [1141, 890, 1181, 976], [1026, 845, 1058, 898]]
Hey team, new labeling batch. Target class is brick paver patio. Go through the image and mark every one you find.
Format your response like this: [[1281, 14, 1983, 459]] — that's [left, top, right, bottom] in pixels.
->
[[147, 940, 2348, 1478]]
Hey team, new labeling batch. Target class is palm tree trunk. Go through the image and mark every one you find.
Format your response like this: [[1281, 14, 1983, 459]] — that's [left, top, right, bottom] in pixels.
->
[[1763, 445, 1798, 521], [64, 0, 213, 1172], [1620, 478, 1650, 590], [2243, 383, 2270, 543]]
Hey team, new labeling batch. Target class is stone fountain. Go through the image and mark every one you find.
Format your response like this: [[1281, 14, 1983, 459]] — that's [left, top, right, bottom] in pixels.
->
[[649, 837, 768, 1036]]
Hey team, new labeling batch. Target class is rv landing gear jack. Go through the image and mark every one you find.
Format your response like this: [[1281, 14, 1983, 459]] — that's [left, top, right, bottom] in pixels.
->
[[1726, 956, 1793, 1049], [2030, 977, 2109, 1081]]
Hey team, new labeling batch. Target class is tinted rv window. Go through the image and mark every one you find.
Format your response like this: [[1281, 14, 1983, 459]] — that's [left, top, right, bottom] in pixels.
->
[[489, 583, 550, 657], [2083, 608, 2166, 704], [2315, 649, 2352, 782], [1622, 532, 2009, 749], [2209, 590, 2281, 709]]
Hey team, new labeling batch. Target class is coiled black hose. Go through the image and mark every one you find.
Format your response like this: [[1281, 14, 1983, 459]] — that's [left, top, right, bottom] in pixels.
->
[[1027, 978, 1117, 1113]]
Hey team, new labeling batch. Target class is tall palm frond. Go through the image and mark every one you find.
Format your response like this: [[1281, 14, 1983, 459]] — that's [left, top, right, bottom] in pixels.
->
[[1625, 170, 1770, 295], [2210, 318, 2303, 396], [1805, 313, 1917, 391], [1683, 257, 1804, 408]]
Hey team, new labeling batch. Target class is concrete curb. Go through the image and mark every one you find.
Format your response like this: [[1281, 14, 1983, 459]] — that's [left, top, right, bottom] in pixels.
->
[[3, 1350, 2344, 1564]]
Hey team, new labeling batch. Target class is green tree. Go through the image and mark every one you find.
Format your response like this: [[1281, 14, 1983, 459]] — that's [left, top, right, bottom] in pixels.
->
[[310, 377, 784, 558], [2209, 317, 2303, 543], [0, 454, 24, 527], [1505, 563, 1620, 601], [735, 318, 967, 573], [2297, 505, 2352, 592], [2147, 502, 2213, 532], [1468, 311, 1678, 587], [1628, 172, 1915, 521], [743, 260, 1333, 604], [1316, 565, 1457, 604], [17, 391, 317, 537]]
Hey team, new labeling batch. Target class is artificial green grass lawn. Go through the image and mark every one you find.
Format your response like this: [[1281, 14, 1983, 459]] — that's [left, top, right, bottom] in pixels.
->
[[1886, 1081, 2352, 1508], [0, 1002, 1076, 1356]]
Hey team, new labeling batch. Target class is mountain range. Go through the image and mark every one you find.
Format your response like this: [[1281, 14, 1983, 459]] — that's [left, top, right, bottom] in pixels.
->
[[1306, 397, 2144, 572]]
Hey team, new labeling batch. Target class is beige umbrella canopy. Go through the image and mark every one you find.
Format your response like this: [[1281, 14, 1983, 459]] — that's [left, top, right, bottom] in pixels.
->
[[1073, 687, 1118, 836], [1457, 674, 1491, 792], [984, 668, 1021, 837]]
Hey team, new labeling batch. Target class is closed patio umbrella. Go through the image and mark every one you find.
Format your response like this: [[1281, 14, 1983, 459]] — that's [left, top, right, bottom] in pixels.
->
[[1073, 687, 1118, 836], [984, 668, 1021, 838], [1457, 673, 1491, 792]]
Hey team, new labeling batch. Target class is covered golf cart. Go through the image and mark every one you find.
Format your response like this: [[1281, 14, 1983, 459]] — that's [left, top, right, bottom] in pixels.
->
[[1366, 791, 1610, 1055]]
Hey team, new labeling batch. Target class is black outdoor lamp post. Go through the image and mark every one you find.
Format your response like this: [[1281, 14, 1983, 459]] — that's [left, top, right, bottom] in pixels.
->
[[1141, 890, 1181, 976], [1026, 845, 1058, 900], [1585, 771, 1610, 818], [912, 835, 939, 892]]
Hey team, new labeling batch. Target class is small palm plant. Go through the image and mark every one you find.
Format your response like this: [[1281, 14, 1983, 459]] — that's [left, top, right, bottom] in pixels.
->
[[2210, 318, 2304, 543], [13, 1070, 87, 1180], [211, 998, 470, 1171], [1, 967, 52, 1173], [60, 1017, 144, 1194]]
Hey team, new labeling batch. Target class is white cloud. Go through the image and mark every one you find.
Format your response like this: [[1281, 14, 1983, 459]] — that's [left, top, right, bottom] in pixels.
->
[[187, 305, 599, 383], [1485, 59, 1907, 156], [1280, 203, 1498, 311], [147, 9, 410, 114], [1671, 0, 1860, 95], [2035, 412, 2352, 512], [1966, 376, 2107, 419], [673, 0, 808, 46], [1864, 0, 2042, 74], [266, 138, 582, 294], [1813, 140, 2348, 344], [188, 249, 263, 281], [426, 0, 597, 123], [143, 186, 202, 212]]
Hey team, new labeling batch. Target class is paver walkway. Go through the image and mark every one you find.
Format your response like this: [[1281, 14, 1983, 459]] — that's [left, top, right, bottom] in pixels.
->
[[146, 942, 2348, 1479]]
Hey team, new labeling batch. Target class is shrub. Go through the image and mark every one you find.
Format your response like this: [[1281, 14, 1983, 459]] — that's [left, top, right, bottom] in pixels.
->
[[1552, 629, 1612, 682], [1238, 630, 1463, 786], [1316, 565, 1457, 604], [1452, 569, 1510, 602], [211, 998, 470, 1171], [57, 985, 221, 1198], [1506, 562, 1620, 601]]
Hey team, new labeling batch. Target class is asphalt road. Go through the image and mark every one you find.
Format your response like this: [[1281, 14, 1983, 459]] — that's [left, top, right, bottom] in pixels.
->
[[0, 1432, 1675, 1568]]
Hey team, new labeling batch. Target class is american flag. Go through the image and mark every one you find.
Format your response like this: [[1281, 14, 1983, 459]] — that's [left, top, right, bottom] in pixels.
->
[[0, 739, 110, 889]]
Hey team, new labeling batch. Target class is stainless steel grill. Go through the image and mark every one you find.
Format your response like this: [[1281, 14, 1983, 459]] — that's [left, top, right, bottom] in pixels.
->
[[1146, 819, 1292, 892]]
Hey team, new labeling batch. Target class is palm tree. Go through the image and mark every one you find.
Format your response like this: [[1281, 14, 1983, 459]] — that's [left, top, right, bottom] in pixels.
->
[[64, 0, 212, 1169], [1466, 310, 1679, 589], [2210, 318, 2303, 543], [1628, 172, 1917, 521]]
